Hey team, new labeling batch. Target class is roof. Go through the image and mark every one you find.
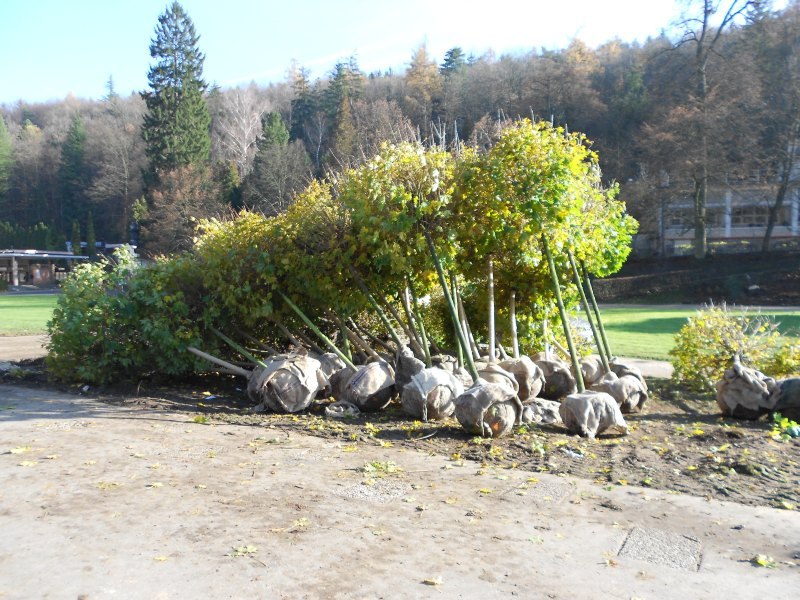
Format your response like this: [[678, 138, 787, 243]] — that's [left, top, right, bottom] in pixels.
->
[[0, 249, 88, 260]]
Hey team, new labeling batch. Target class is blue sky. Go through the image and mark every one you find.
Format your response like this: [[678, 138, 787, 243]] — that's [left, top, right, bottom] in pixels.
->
[[0, 0, 686, 105]]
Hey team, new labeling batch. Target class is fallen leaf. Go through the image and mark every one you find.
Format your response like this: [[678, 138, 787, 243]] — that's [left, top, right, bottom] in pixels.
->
[[479, 488, 493, 494], [10, 446, 31, 454], [422, 577, 443, 586], [146, 482, 163, 488], [229, 545, 258, 557], [96, 481, 121, 490], [18, 460, 38, 467], [153, 556, 169, 562], [751, 554, 778, 568]]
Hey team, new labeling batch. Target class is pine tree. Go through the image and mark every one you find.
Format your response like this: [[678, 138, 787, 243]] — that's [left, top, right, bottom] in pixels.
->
[[58, 116, 89, 232], [86, 211, 96, 257], [242, 112, 310, 215], [0, 116, 13, 218], [440, 47, 466, 77], [70, 220, 81, 255], [141, 1, 211, 173]]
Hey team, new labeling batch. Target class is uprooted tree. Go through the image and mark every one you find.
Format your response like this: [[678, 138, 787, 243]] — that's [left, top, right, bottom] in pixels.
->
[[47, 117, 640, 437]]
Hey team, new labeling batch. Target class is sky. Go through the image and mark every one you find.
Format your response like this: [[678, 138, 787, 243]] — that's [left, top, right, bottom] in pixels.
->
[[0, 0, 688, 106]]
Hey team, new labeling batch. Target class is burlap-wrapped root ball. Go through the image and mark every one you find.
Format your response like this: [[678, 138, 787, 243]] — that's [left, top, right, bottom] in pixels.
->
[[559, 391, 628, 439], [401, 368, 464, 421], [590, 372, 648, 413], [247, 354, 328, 413], [521, 399, 562, 425], [499, 356, 545, 402], [610, 359, 648, 392], [715, 359, 780, 420], [343, 360, 396, 412], [476, 361, 519, 395], [454, 379, 523, 438], [578, 355, 607, 387], [535, 358, 577, 400], [775, 378, 800, 421]]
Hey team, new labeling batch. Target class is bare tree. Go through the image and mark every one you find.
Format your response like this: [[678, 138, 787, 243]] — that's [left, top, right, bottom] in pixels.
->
[[674, 0, 759, 258], [210, 84, 269, 178]]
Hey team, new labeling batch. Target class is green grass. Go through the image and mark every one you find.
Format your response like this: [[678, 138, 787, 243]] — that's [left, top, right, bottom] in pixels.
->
[[601, 307, 800, 360], [1, 293, 798, 363], [0, 294, 60, 335]]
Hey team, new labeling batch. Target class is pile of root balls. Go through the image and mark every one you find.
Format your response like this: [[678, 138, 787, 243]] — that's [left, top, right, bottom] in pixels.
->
[[191, 343, 648, 440]]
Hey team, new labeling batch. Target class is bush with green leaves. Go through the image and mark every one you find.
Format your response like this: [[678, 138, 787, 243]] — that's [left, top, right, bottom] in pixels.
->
[[670, 304, 798, 392], [48, 246, 210, 383], [47, 248, 138, 383]]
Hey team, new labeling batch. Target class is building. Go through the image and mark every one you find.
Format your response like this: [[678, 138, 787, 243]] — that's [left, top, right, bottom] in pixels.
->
[[0, 250, 88, 287], [631, 181, 800, 257]]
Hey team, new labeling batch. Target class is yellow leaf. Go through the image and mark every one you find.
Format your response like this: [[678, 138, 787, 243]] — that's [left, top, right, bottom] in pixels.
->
[[422, 577, 443, 586], [154, 556, 169, 562], [147, 482, 163, 488], [10, 446, 31, 454], [18, 460, 38, 467], [479, 488, 493, 494]]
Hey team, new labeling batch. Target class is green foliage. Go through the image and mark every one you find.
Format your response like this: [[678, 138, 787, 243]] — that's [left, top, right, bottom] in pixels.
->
[[0, 221, 59, 250], [70, 220, 81, 255], [85, 211, 96, 257], [770, 412, 800, 442], [141, 1, 211, 172], [47, 246, 208, 383], [47, 117, 638, 384], [58, 116, 89, 228], [47, 249, 136, 383], [764, 340, 800, 379], [669, 305, 790, 392], [0, 115, 13, 200]]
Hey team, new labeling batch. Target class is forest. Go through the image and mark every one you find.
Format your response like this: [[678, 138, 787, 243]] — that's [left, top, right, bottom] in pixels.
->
[[0, 0, 797, 258]]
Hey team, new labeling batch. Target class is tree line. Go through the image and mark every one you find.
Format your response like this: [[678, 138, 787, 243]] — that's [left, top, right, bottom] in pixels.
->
[[0, 0, 797, 258]]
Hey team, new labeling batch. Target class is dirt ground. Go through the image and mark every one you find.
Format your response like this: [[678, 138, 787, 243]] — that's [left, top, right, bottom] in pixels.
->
[[3, 352, 797, 514], [1, 383, 798, 599]]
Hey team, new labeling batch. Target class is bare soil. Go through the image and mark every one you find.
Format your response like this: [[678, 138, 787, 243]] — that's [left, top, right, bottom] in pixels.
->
[[5, 360, 797, 513]]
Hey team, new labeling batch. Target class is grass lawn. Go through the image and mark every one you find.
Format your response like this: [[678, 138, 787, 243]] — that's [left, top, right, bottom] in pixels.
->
[[1, 293, 798, 361], [601, 306, 800, 360], [0, 294, 60, 335]]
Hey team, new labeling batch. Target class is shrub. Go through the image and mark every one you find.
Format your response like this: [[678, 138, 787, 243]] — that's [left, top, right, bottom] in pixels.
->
[[669, 304, 791, 392], [47, 248, 138, 383], [47, 246, 211, 383]]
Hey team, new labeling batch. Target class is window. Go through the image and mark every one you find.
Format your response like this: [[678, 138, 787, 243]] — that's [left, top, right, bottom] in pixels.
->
[[732, 206, 769, 227]]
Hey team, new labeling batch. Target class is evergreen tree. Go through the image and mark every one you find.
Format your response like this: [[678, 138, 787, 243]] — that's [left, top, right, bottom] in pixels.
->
[[141, 1, 211, 173], [58, 116, 89, 232], [71, 220, 81, 255], [289, 66, 314, 142], [440, 47, 466, 77], [242, 112, 310, 215], [86, 211, 96, 257], [0, 116, 13, 217]]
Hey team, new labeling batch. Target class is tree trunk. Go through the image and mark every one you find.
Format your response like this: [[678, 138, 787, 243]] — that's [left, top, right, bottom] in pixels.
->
[[568, 250, 609, 374], [424, 231, 478, 380], [542, 236, 584, 392], [510, 290, 519, 359], [487, 258, 496, 362]]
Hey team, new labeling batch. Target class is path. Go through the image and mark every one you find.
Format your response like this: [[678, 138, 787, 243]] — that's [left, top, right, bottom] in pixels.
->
[[0, 384, 796, 599]]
